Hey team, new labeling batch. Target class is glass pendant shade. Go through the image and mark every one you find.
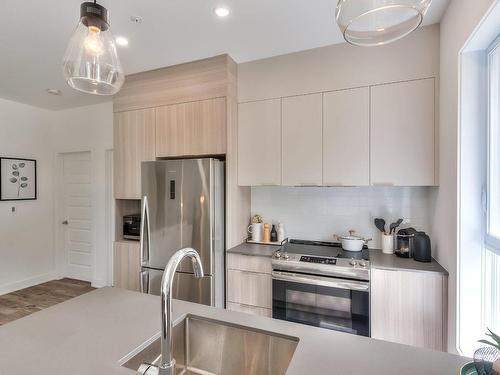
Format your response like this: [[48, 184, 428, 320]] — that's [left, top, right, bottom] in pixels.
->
[[335, 0, 432, 47], [62, 2, 124, 95]]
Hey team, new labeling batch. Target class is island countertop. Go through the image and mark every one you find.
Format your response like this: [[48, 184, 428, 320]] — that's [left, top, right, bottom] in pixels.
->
[[0, 287, 467, 375]]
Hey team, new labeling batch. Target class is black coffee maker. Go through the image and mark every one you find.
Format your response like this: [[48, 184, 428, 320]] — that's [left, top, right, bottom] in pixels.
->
[[413, 232, 432, 262]]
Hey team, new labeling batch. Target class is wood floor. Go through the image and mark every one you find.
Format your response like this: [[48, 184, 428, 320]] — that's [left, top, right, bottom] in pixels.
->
[[0, 278, 95, 326]]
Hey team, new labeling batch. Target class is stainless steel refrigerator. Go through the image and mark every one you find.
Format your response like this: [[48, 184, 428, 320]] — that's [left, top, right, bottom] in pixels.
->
[[139, 158, 224, 308]]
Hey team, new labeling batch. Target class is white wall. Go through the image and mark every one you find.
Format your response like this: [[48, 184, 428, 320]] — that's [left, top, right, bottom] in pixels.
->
[[252, 187, 434, 248], [51, 102, 113, 287], [0, 99, 113, 294], [0, 98, 55, 294], [437, 0, 496, 353]]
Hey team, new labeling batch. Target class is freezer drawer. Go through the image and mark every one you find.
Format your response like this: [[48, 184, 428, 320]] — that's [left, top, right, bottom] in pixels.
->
[[141, 268, 213, 306]]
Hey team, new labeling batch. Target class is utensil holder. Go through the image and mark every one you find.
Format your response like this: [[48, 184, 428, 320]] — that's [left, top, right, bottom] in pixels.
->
[[381, 234, 394, 254]]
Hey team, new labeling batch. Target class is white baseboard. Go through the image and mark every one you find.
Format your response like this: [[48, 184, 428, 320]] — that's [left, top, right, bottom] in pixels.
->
[[0, 273, 57, 296], [91, 278, 108, 288]]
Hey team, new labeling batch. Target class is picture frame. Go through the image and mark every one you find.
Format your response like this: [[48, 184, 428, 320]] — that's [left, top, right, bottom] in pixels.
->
[[0, 157, 37, 201]]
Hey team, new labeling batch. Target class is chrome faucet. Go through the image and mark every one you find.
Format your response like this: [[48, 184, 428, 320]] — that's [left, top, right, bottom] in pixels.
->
[[138, 248, 204, 375]]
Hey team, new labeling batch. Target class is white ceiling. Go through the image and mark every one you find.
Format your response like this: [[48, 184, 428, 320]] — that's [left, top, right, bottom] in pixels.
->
[[0, 0, 450, 110]]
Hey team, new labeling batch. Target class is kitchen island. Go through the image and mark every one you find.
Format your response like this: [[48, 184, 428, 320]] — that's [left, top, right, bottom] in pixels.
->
[[0, 287, 467, 375]]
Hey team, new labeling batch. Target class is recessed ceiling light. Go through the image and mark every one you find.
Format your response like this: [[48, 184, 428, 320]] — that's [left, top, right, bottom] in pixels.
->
[[214, 6, 230, 18], [46, 88, 62, 96], [116, 36, 129, 47]]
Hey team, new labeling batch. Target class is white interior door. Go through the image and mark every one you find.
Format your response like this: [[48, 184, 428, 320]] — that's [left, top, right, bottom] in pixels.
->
[[61, 152, 93, 281]]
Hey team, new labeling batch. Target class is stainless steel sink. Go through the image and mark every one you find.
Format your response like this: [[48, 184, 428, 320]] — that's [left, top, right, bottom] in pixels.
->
[[121, 315, 299, 375]]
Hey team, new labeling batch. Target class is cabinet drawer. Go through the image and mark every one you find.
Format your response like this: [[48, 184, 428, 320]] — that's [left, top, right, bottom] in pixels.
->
[[227, 302, 272, 318], [227, 270, 272, 308], [226, 253, 272, 274]]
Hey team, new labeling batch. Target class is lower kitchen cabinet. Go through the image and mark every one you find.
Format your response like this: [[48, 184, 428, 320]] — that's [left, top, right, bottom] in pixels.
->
[[226, 253, 272, 314], [113, 241, 141, 292], [370, 267, 447, 351], [227, 302, 272, 318]]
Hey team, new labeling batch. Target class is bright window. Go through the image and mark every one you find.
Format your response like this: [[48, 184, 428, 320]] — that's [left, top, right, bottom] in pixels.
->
[[483, 37, 500, 334]]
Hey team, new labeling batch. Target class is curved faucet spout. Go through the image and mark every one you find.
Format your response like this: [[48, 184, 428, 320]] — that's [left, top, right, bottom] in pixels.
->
[[138, 248, 204, 375]]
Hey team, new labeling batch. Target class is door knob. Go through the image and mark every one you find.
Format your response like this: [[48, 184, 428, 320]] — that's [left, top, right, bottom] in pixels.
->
[[62, 220, 69, 225]]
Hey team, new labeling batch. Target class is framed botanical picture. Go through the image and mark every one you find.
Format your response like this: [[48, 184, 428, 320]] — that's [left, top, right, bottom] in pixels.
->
[[0, 157, 37, 201]]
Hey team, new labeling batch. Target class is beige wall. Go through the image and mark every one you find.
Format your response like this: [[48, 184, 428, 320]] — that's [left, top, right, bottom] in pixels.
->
[[438, 0, 497, 354], [238, 25, 439, 102]]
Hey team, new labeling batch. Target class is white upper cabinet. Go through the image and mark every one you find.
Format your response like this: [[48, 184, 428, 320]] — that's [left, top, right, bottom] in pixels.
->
[[323, 88, 370, 186], [282, 93, 323, 186], [238, 99, 281, 186], [371, 78, 436, 186]]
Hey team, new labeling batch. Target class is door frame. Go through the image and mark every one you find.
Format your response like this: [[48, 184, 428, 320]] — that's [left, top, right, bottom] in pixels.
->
[[54, 150, 95, 282]]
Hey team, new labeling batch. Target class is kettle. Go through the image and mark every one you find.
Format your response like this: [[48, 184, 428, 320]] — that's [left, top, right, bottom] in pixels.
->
[[413, 232, 432, 262]]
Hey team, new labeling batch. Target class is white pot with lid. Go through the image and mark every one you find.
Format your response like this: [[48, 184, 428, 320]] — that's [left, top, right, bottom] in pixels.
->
[[335, 230, 372, 252]]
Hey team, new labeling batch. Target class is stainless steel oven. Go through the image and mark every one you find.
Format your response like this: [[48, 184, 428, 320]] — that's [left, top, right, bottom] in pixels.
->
[[272, 271, 370, 336], [271, 242, 370, 337]]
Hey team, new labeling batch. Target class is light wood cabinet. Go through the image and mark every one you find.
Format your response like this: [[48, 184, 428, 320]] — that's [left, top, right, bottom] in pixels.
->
[[282, 93, 323, 186], [113, 241, 141, 292], [238, 99, 281, 186], [227, 302, 272, 318], [156, 97, 226, 157], [113, 109, 156, 199], [371, 78, 435, 186], [371, 267, 447, 351], [226, 253, 272, 314], [323, 88, 370, 186]]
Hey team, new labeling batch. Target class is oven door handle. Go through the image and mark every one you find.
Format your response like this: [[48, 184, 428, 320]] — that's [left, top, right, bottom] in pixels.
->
[[272, 271, 370, 291]]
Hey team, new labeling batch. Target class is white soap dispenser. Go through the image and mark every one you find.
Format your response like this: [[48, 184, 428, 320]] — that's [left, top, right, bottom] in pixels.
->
[[277, 222, 285, 243]]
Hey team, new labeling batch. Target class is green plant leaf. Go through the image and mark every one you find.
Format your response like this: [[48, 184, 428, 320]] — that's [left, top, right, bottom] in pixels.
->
[[12, 171, 19, 176], [487, 328, 500, 345], [478, 339, 500, 350], [20, 183, 28, 188], [9, 177, 17, 183], [20, 177, 28, 181]]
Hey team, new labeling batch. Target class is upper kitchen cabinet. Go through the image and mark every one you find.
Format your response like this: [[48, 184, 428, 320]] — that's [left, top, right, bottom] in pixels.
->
[[114, 108, 156, 199], [282, 93, 323, 186], [238, 99, 281, 186], [371, 78, 436, 186], [323, 88, 370, 186], [156, 97, 227, 157]]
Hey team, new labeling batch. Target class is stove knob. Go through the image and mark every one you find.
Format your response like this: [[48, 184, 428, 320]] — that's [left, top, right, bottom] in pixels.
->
[[349, 259, 358, 267], [359, 261, 367, 268], [283, 252, 289, 260], [274, 251, 282, 259]]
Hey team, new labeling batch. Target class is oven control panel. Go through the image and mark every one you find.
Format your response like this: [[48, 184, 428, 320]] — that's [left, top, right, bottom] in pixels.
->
[[299, 256, 336, 265]]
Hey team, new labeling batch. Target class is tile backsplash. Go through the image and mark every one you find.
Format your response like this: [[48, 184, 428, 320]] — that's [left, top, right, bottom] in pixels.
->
[[251, 186, 436, 249]]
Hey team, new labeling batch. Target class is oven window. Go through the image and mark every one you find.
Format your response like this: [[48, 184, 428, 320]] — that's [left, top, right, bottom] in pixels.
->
[[273, 279, 370, 337]]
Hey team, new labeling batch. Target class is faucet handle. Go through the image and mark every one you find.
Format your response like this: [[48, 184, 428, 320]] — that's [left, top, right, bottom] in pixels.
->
[[138, 363, 159, 375]]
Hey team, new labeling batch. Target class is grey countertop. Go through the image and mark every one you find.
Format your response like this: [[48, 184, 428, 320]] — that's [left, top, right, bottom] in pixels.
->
[[226, 241, 279, 257], [0, 287, 467, 375], [369, 249, 449, 275], [227, 242, 449, 275]]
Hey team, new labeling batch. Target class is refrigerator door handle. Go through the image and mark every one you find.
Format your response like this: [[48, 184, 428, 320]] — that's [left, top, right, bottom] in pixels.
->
[[140, 270, 150, 293], [140, 195, 151, 264]]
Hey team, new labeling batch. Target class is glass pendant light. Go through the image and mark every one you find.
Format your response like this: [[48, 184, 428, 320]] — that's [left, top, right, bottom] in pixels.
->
[[335, 0, 432, 47], [62, 1, 125, 95]]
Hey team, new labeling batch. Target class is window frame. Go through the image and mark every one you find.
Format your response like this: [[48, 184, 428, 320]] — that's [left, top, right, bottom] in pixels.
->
[[486, 35, 500, 255]]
